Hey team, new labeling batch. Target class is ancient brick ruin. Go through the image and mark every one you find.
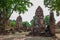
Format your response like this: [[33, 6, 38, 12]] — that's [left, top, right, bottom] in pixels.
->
[[50, 11, 55, 36], [28, 6, 56, 37], [0, 6, 56, 36], [15, 15, 22, 32], [28, 6, 46, 36], [35, 6, 45, 31], [57, 21, 60, 28]]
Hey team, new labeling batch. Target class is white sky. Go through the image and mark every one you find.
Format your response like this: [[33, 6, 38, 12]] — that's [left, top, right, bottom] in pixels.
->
[[10, 0, 60, 23]]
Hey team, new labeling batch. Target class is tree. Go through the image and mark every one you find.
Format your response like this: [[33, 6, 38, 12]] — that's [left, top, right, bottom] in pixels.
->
[[44, 0, 60, 16], [0, 0, 33, 30], [44, 15, 50, 25], [22, 21, 31, 28], [0, 0, 33, 21], [44, 15, 56, 26], [30, 16, 35, 27], [10, 20, 16, 27], [0, 0, 33, 14]]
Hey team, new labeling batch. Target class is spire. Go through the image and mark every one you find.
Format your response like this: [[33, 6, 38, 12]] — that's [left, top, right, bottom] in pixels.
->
[[17, 15, 22, 20], [16, 15, 22, 22], [36, 6, 43, 12], [35, 6, 43, 16]]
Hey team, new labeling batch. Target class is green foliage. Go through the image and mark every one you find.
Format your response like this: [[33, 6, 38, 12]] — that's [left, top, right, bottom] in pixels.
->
[[22, 21, 31, 28], [44, 0, 60, 16], [44, 15, 50, 25], [44, 15, 56, 25], [0, 0, 33, 28], [0, 0, 33, 13], [10, 20, 16, 27], [0, 0, 33, 20], [30, 16, 35, 26]]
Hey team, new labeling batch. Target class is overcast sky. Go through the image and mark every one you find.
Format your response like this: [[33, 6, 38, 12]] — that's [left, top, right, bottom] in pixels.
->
[[10, 0, 60, 23]]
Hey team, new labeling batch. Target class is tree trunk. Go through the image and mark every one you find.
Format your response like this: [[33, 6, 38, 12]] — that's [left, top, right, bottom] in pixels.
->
[[0, 7, 11, 34], [0, 9, 5, 34]]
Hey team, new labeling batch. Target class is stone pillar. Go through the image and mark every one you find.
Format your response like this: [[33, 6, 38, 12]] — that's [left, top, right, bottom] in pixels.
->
[[15, 15, 22, 32], [50, 11, 55, 36], [57, 21, 60, 28]]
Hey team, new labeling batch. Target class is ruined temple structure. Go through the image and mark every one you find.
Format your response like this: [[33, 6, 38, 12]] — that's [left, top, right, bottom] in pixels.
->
[[57, 21, 60, 28], [15, 15, 22, 32], [29, 6, 46, 36], [35, 6, 45, 30], [50, 11, 55, 36], [23, 24, 27, 32]]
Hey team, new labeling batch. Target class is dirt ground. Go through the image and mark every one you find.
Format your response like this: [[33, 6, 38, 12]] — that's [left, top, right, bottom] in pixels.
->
[[56, 33, 60, 40], [0, 32, 59, 40], [0, 36, 53, 40]]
